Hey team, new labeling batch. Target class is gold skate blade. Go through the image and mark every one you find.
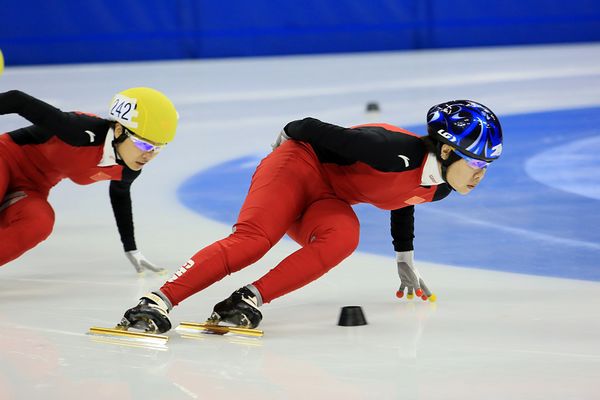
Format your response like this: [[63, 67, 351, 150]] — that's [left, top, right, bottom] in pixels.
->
[[176, 321, 264, 337], [88, 326, 169, 347]]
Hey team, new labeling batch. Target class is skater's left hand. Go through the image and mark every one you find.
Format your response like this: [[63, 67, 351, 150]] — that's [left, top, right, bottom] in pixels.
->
[[395, 251, 436, 302], [125, 250, 168, 275]]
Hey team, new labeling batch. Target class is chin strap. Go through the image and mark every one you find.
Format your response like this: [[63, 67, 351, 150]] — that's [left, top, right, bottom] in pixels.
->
[[436, 141, 461, 191], [112, 125, 128, 163]]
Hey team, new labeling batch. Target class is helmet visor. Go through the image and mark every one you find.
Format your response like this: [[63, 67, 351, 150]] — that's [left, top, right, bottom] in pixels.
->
[[124, 128, 166, 153], [454, 149, 490, 169]]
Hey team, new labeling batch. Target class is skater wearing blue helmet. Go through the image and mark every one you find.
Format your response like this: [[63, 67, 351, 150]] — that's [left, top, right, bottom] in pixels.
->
[[120, 99, 503, 334]]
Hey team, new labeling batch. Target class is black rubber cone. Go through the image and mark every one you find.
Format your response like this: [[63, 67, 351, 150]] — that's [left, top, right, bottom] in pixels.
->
[[365, 102, 380, 112], [338, 306, 367, 326]]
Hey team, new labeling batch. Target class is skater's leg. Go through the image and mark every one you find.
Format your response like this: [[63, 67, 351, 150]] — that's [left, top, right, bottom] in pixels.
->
[[159, 142, 328, 306], [0, 187, 55, 266], [252, 197, 360, 303], [0, 157, 7, 201], [208, 198, 359, 328]]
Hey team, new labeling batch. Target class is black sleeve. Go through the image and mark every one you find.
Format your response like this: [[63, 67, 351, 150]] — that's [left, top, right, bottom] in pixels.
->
[[284, 117, 426, 172], [0, 90, 107, 146], [390, 206, 415, 252], [109, 169, 141, 252]]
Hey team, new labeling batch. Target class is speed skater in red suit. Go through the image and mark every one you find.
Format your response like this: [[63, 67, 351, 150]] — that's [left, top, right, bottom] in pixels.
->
[[120, 100, 503, 333], [0, 88, 178, 274]]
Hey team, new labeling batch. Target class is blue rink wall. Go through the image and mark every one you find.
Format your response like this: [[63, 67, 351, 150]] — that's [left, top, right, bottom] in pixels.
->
[[177, 107, 600, 282], [1, 0, 600, 65]]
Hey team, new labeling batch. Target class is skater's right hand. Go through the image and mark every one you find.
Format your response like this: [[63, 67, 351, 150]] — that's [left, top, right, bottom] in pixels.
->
[[271, 128, 291, 151], [125, 250, 168, 275], [395, 251, 436, 302]]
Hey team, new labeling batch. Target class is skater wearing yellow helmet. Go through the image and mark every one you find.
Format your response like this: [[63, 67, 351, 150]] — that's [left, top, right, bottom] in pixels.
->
[[0, 87, 178, 273]]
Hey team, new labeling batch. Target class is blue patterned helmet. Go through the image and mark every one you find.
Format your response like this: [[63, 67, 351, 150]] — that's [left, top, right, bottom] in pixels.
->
[[427, 100, 503, 164]]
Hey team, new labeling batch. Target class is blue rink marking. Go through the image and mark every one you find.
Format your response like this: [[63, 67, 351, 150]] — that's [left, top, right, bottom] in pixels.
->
[[178, 107, 600, 281]]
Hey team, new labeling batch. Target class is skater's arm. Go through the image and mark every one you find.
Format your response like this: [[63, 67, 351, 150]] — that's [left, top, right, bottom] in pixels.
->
[[0, 90, 60, 121], [284, 117, 426, 172], [391, 206, 436, 301], [110, 171, 168, 274], [390, 206, 415, 252], [0, 90, 108, 146], [109, 178, 137, 252]]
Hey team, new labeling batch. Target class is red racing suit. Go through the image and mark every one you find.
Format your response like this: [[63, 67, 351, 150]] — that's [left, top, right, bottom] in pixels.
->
[[0, 90, 142, 265], [160, 117, 452, 306]]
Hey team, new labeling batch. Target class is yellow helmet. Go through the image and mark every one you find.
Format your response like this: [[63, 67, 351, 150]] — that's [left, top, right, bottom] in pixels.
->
[[0, 49, 4, 77], [108, 87, 178, 144]]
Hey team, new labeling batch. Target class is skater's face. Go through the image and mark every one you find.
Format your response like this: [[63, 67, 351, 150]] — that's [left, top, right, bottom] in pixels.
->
[[114, 124, 161, 171], [440, 144, 487, 195]]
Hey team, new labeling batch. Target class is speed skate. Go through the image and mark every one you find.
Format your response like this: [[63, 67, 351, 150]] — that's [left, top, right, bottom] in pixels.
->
[[87, 322, 169, 347], [176, 320, 264, 337], [177, 286, 265, 337]]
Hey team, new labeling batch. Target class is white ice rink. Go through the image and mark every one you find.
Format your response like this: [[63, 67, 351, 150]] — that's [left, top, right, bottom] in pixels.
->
[[0, 43, 599, 399]]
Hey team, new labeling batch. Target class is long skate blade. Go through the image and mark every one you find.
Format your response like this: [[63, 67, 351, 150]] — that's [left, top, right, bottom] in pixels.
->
[[88, 326, 169, 347], [176, 321, 264, 337]]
